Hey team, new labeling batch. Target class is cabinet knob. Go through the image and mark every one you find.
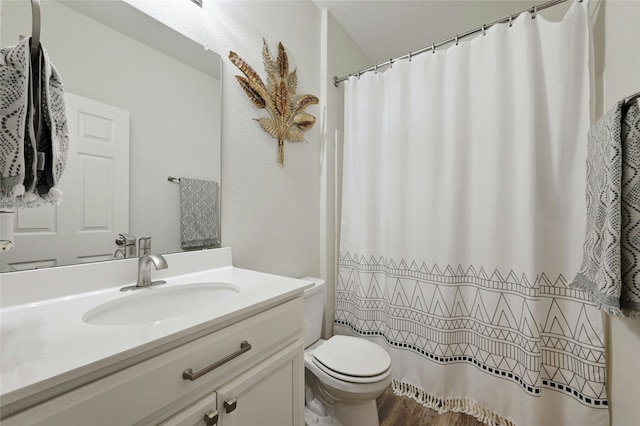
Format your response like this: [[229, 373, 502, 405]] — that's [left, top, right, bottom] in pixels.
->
[[204, 409, 219, 426], [224, 398, 237, 413]]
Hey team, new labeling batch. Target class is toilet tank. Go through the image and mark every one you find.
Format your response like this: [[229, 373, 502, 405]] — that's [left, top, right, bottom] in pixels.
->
[[301, 277, 326, 348]]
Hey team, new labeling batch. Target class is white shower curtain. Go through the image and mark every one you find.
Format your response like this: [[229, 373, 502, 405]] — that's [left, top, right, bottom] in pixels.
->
[[336, 1, 609, 425]]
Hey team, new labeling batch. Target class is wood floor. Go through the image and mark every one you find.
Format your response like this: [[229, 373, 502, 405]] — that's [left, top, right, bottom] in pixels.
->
[[377, 386, 484, 426]]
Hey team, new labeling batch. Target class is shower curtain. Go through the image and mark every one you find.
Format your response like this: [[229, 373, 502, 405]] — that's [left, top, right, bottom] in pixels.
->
[[335, 1, 609, 425]]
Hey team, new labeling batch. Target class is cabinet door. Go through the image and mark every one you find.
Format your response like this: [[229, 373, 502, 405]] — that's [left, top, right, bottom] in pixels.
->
[[217, 342, 304, 426], [159, 392, 218, 426]]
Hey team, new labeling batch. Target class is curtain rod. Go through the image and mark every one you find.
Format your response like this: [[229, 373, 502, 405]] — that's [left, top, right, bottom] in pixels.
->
[[333, 0, 577, 87]]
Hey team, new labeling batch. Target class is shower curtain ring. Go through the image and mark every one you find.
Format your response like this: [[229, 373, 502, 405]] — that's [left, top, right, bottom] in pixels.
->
[[388, 59, 392, 69], [357, 71, 360, 79], [374, 64, 378, 74], [455, 34, 459, 46], [509, 15, 513, 27], [532, 6, 537, 19], [432, 43, 436, 54], [408, 51, 412, 62], [482, 24, 486, 36]]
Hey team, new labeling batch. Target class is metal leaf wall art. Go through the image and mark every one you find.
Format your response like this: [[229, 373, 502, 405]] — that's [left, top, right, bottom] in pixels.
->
[[229, 40, 319, 166]]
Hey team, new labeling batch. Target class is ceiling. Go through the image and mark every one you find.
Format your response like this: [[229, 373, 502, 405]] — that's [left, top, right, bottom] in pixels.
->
[[313, 0, 549, 66]]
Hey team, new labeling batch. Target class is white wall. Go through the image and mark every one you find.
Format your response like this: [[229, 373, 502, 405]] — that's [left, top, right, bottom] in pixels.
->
[[597, 2, 640, 423], [125, 1, 323, 277], [319, 10, 370, 337]]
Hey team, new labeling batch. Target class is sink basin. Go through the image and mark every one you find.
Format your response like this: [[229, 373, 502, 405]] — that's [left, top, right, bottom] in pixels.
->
[[82, 282, 240, 326]]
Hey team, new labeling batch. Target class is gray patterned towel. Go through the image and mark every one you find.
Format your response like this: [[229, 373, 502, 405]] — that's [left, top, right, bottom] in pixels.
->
[[179, 178, 220, 249], [571, 98, 640, 319], [0, 37, 69, 208]]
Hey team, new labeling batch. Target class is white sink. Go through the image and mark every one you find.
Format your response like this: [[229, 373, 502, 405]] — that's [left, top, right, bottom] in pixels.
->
[[82, 282, 240, 326]]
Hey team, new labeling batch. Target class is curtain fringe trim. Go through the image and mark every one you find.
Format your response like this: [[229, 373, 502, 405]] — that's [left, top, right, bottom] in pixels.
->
[[392, 379, 516, 426]]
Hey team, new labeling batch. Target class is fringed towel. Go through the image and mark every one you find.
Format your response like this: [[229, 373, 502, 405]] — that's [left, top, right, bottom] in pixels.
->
[[179, 178, 220, 249], [0, 37, 69, 208], [571, 98, 640, 319]]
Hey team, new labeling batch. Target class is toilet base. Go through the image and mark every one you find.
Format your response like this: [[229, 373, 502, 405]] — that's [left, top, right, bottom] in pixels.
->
[[304, 406, 332, 426], [305, 400, 379, 426], [334, 400, 379, 426]]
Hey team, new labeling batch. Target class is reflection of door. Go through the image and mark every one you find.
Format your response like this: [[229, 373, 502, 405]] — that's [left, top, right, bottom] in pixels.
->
[[2, 94, 129, 271]]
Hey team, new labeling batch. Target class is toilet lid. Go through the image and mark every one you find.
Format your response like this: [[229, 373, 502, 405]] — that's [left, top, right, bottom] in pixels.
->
[[312, 335, 391, 378]]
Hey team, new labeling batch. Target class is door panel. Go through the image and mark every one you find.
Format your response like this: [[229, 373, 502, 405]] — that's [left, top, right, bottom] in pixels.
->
[[2, 93, 129, 271]]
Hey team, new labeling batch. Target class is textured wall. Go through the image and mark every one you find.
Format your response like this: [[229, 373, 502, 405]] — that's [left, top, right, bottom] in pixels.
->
[[126, 0, 322, 277], [319, 10, 370, 337], [599, 2, 640, 424]]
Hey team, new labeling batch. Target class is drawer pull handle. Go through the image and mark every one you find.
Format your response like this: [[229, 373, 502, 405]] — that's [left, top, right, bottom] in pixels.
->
[[224, 398, 237, 413], [182, 341, 252, 381], [204, 409, 219, 426]]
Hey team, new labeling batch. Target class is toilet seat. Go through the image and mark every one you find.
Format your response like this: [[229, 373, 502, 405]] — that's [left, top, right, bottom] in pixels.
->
[[312, 336, 391, 384], [312, 358, 391, 384]]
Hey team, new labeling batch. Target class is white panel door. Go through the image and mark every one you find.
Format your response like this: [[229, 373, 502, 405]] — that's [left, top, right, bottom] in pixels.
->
[[2, 93, 129, 270]]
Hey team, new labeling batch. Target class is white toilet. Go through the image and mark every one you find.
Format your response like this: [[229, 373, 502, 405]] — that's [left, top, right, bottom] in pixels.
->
[[302, 277, 392, 426]]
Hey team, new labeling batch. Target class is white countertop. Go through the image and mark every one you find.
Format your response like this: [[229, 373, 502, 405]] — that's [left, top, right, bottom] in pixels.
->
[[0, 248, 312, 414]]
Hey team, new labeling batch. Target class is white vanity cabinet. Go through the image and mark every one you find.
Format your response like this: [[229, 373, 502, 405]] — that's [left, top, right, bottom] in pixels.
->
[[2, 298, 305, 426]]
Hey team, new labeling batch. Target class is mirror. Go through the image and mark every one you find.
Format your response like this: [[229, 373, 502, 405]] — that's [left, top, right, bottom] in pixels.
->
[[0, 0, 221, 272]]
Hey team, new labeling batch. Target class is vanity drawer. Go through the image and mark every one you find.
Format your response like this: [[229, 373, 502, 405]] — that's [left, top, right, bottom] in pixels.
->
[[2, 298, 303, 426]]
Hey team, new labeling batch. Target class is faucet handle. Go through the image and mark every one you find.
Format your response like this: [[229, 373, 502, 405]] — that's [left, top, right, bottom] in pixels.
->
[[115, 233, 137, 258], [115, 233, 136, 247], [138, 237, 152, 257]]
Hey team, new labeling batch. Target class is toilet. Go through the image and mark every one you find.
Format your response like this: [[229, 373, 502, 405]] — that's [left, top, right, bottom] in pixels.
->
[[302, 277, 392, 426]]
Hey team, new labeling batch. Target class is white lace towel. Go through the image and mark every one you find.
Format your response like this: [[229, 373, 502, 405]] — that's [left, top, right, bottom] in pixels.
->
[[0, 37, 69, 208], [179, 178, 220, 249], [571, 98, 640, 319]]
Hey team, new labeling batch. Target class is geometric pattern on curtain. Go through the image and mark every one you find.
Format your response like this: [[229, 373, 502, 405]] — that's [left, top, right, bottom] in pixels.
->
[[335, 253, 608, 407]]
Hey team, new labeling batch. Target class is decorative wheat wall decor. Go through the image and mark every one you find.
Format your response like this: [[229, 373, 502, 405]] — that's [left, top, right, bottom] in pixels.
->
[[229, 40, 319, 166]]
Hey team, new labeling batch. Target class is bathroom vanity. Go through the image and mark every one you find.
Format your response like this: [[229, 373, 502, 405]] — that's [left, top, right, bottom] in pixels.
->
[[0, 248, 311, 425]]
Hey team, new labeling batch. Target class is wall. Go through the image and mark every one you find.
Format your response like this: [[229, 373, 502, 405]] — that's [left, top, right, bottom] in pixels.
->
[[125, 1, 322, 277], [125, 0, 370, 334], [319, 10, 370, 337], [597, 1, 640, 423]]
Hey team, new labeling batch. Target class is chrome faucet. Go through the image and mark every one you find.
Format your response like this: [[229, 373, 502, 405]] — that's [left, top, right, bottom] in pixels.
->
[[136, 254, 168, 287], [120, 237, 169, 291], [120, 254, 168, 292]]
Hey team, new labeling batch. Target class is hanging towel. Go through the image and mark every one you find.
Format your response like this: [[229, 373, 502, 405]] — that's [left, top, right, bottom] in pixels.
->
[[571, 98, 640, 319], [0, 37, 69, 208], [179, 178, 220, 249]]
